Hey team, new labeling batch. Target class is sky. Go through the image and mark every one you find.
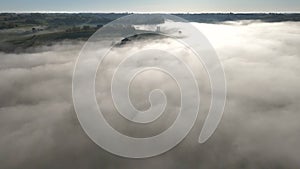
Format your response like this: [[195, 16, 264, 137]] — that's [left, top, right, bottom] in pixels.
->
[[0, 0, 300, 13]]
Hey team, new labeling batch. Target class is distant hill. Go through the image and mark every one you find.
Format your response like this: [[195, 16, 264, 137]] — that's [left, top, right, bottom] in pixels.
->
[[1, 13, 300, 53]]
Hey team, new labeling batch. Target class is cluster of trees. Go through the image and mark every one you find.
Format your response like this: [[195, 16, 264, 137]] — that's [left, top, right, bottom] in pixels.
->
[[65, 25, 102, 33], [0, 22, 18, 29]]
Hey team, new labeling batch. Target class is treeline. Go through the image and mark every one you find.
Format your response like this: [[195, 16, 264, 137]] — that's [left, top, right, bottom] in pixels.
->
[[65, 25, 102, 32], [0, 13, 129, 30], [175, 13, 300, 23], [2, 13, 300, 30]]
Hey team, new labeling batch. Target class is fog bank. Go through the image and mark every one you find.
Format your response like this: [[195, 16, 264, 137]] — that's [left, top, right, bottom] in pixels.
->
[[1, 21, 300, 168]]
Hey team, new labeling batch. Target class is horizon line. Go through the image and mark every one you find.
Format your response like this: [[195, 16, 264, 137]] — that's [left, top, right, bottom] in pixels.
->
[[1, 11, 300, 14]]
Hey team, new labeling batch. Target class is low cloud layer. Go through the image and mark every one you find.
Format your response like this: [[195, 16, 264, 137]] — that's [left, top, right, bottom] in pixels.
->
[[1, 21, 300, 168]]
